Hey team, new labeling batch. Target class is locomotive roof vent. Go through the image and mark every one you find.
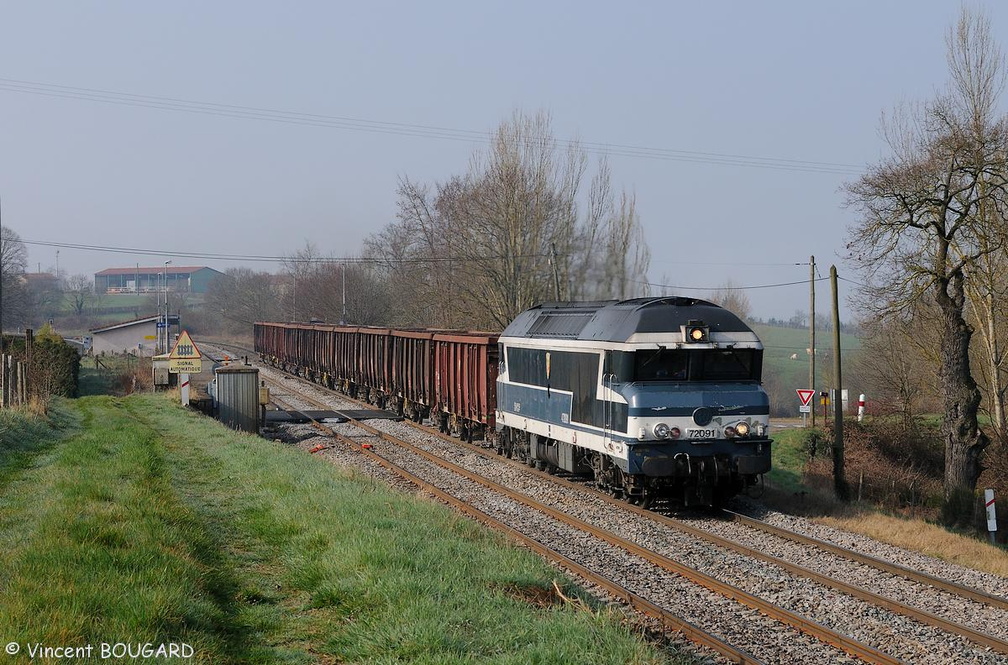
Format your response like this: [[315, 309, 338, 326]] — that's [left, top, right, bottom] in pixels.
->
[[527, 311, 596, 338]]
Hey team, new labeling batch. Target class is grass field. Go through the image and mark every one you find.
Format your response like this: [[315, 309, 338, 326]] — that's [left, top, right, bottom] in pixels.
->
[[0, 396, 690, 664]]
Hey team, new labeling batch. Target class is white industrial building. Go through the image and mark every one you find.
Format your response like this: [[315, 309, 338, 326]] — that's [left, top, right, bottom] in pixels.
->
[[90, 315, 178, 356]]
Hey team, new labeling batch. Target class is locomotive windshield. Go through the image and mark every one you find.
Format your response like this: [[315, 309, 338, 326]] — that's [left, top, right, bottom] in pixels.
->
[[607, 348, 762, 382]]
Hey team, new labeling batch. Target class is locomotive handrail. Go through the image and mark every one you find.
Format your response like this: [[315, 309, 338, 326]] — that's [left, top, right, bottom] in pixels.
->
[[602, 372, 617, 449]]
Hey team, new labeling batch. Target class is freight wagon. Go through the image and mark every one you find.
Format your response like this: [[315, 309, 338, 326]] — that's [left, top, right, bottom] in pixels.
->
[[254, 322, 498, 441]]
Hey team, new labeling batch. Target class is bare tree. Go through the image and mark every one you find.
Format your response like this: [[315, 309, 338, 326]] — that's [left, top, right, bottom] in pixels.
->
[[26, 272, 62, 324], [596, 191, 650, 300], [446, 111, 586, 328], [206, 268, 282, 334], [65, 273, 93, 316], [368, 111, 651, 330], [965, 250, 1008, 439], [856, 309, 941, 428], [298, 260, 391, 325], [844, 8, 1008, 525], [281, 241, 327, 322], [707, 279, 752, 322], [1, 227, 30, 331]]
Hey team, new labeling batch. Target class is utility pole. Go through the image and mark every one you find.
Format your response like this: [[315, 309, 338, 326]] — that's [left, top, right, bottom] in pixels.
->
[[809, 255, 816, 428], [341, 263, 347, 324], [163, 260, 171, 354], [550, 242, 562, 301], [831, 265, 849, 501], [157, 266, 161, 353]]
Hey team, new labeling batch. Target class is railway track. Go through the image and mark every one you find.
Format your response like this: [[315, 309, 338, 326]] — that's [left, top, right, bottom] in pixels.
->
[[266, 377, 859, 664], [207, 344, 1008, 663]]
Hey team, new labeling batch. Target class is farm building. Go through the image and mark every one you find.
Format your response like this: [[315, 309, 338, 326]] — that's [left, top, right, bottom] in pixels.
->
[[94, 266, 223, 295]]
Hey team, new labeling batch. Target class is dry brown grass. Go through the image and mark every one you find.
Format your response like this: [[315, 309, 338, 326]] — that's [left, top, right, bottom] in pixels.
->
[[763, 420, 1007, 579], [817, 511, 1008, 578]]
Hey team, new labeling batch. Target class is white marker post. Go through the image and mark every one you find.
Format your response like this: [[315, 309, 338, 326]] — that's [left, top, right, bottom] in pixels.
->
[[180, 374, 190, 406], [858, 393, 866, 422], [986, 489, 998, 545]]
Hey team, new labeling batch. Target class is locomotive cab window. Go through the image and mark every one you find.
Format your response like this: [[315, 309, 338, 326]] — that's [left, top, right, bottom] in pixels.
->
[[603, 350, 634, 383], [694, 349, 762, 382], [634, 348, 688, 381], [631, 348, 762, 382]]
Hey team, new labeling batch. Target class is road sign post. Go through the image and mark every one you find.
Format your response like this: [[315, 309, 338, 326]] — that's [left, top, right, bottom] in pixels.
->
[[796, 389, 815, 426], [798, 388, 814, 425], [168, 331, 202, 405]]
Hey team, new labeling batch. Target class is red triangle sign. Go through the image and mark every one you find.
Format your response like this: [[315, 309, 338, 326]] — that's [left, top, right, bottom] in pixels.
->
[[796, 389, 816, 406]]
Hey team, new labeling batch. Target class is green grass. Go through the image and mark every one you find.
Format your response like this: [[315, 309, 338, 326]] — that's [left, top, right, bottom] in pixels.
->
[[0, 403, 77, 488], [77, 355, 150, 396], [0, 396, 690, 664], [763, 425, 829, 498]]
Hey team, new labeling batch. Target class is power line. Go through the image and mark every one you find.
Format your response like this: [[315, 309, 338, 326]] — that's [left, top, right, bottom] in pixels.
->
[[837, 274, 871, 289], [0, 77, 864, 176], [21, 238, 549, 265], [650, 259, 817, 267], [25, 237, 834, 294], [640, 276, 830, 292]]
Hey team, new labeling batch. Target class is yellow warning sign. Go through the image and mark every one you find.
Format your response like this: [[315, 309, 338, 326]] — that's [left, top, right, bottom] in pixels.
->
[[168, 330, 202, 373]]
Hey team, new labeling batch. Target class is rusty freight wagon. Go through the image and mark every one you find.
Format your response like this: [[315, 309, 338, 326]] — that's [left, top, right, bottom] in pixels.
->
[[254, 322, 499, 441]]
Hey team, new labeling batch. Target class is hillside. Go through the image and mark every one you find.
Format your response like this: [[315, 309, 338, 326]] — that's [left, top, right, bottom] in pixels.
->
[[753, 324, 862, 417]]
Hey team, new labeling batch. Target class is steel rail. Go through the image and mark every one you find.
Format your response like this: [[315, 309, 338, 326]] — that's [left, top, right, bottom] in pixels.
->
[[477, 445, 1008, 657], [721, 509, 1008, 611], [264, 387, 759, 664]]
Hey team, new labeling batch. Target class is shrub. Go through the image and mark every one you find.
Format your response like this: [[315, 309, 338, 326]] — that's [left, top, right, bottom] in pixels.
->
[[803, 419, 943, 518], [4, 325, 81, 401]]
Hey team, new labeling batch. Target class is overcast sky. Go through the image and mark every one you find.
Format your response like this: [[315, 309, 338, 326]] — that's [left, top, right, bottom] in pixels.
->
[[2, 1, 1006, 320]]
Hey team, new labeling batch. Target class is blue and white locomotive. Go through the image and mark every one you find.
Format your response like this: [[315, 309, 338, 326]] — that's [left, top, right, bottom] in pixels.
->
[[495, 297, 771, 508]]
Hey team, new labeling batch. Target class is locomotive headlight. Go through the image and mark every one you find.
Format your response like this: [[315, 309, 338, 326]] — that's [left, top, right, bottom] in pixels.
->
[[735, 421, 751, 437], [682, 321, 709, 343], [724, 426, 736, 438], [653, 423, 670, 440], [669, 426, 681, 439]]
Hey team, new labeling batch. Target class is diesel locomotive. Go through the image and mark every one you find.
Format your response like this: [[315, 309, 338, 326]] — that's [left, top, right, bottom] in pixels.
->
[[495, 297, 771, 508]]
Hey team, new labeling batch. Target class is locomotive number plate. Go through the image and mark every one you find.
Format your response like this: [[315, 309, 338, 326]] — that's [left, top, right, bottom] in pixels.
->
[[687, 428, 717, 439]]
